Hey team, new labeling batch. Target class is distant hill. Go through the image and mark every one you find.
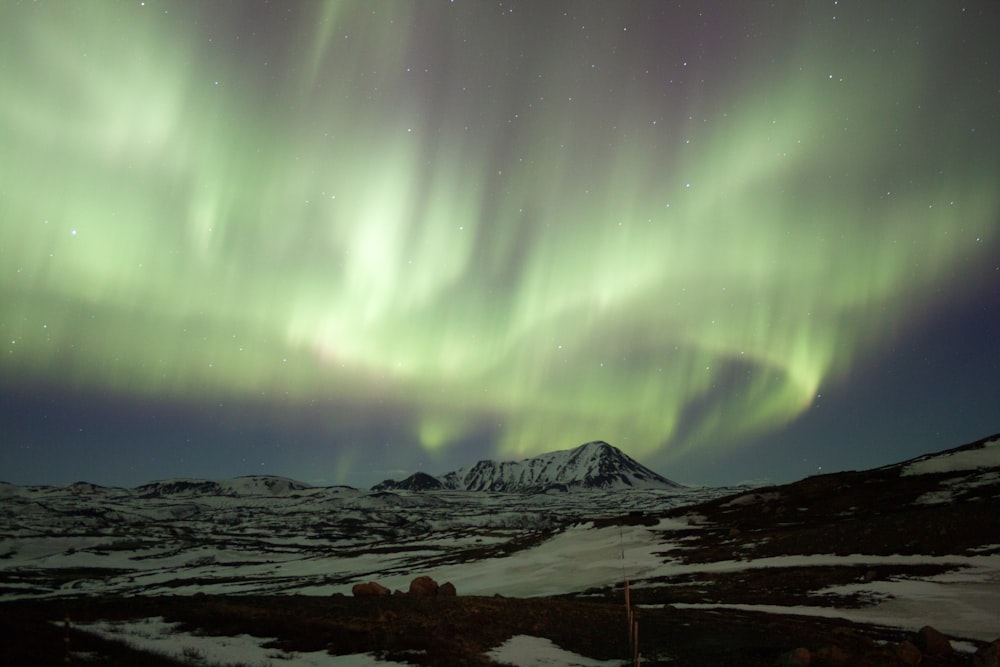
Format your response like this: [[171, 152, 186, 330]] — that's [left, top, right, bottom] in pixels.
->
[[135, 475, 313, 498], [658, 432, 1000, 562], [373, 441, 681, 493]]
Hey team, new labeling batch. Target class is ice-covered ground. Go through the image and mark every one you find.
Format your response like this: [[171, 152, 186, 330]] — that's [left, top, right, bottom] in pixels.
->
[[72, 618, 622, 667], [71, 617, 413, 667], [0, 485, 735, 598], [398, 517, 1000, 642], [57, 514, 998, 643], [487, 635, 622, 666], [5, 437, 1000, 658], [901, 437, 1000, 476]]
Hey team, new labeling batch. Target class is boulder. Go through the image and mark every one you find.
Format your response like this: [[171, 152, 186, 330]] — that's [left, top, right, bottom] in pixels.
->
[[813, 645, 850, 667], [915, 626, 951, 656], [974, 639, 1000, 667], [409, 575, 439, 596], [438, 581, 457, 596], [776, 647, 811, 666], [352, 581, 390, 597], [895, 640, 922, 666]]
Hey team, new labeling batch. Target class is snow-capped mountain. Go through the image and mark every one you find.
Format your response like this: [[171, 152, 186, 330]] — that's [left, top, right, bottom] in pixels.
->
[[375, 441, 681, 492], [3, 432, 1000, 664]]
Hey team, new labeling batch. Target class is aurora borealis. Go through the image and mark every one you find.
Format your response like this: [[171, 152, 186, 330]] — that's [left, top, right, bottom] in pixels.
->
[[2, 1, 998, 488]]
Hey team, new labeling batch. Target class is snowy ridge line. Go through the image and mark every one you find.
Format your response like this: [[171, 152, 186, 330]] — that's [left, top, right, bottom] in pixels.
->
[[376, 440, 682, 492], [900, 436, 1000, 476]]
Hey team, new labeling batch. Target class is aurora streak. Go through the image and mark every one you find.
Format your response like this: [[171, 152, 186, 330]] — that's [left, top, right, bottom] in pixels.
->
[[2, 1, 998, 486]]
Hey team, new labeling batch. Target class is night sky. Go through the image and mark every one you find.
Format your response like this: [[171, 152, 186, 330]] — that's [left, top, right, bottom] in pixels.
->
[[2, 1, 998, 489]]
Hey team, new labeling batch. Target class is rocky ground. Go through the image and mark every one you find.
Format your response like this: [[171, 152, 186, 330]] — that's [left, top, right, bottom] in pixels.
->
[[2, 591, 996, 666], [2, 434, 998, 665]]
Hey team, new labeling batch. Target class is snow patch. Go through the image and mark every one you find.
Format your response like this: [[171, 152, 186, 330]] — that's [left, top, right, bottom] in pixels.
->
[[72, 617, 409, 666], [914, 470, 1000, 505], [901, 438, 1000, 476], [486, 635, 622, 666]]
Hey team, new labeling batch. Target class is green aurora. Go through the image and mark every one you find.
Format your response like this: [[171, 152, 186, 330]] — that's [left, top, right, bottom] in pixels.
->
[[2, 2, 997, 480]]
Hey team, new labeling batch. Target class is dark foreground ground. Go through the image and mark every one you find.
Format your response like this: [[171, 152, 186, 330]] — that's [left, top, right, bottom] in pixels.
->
[[3, 435, 998, 665], [0, 593, 990, 667]]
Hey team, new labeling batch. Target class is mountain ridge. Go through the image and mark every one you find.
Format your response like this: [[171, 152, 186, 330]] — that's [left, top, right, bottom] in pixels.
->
[[134, 475, 315, 498], [2, 431, 999, 665], [6, 432, 998, 497], [373, 440, 682, 493]]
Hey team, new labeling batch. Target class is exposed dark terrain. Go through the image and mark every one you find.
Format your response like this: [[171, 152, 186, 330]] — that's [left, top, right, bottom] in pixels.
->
[[0, 591, 992, 666], [1, 433, 999, 665]]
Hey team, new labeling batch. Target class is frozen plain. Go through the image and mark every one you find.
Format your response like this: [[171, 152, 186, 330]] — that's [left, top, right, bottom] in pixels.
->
[[2, 435, 999, 664]]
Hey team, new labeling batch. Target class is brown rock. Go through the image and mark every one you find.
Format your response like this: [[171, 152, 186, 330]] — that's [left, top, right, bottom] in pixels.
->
[[973, 639, 1000, 667], [438, 581, 457, 596], [895, 640, 922, 666], [776, 647, 811, 666], [409, 575, 439, 596], [352, 581, 390, 597], [813, 645, 850, 667], [915, 626, 952, 655]]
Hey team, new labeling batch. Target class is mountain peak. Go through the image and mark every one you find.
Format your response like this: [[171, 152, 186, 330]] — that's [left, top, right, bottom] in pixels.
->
[[568, 440, 614, 456], [372, 471, 445, 492], [377, 442, 680, 493]]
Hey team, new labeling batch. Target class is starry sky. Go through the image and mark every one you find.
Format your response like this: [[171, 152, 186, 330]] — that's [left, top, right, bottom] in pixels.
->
[[2, 1, 998, 489]]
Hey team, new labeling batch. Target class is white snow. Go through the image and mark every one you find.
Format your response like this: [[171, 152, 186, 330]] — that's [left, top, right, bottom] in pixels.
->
[[72, 617, 411, 666], [397, 518, 1000, 643], [671, 597, 1000, 644], [74, 618, 630, 666], [486, 635, 623, 666], [901, 438, 1000, 476], [68, 515, 994, 645], [6, 473, 1000, 650], [424, 519, 688, 598], [440, 441, 679, 491], [913, 470, 1000, 505]]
